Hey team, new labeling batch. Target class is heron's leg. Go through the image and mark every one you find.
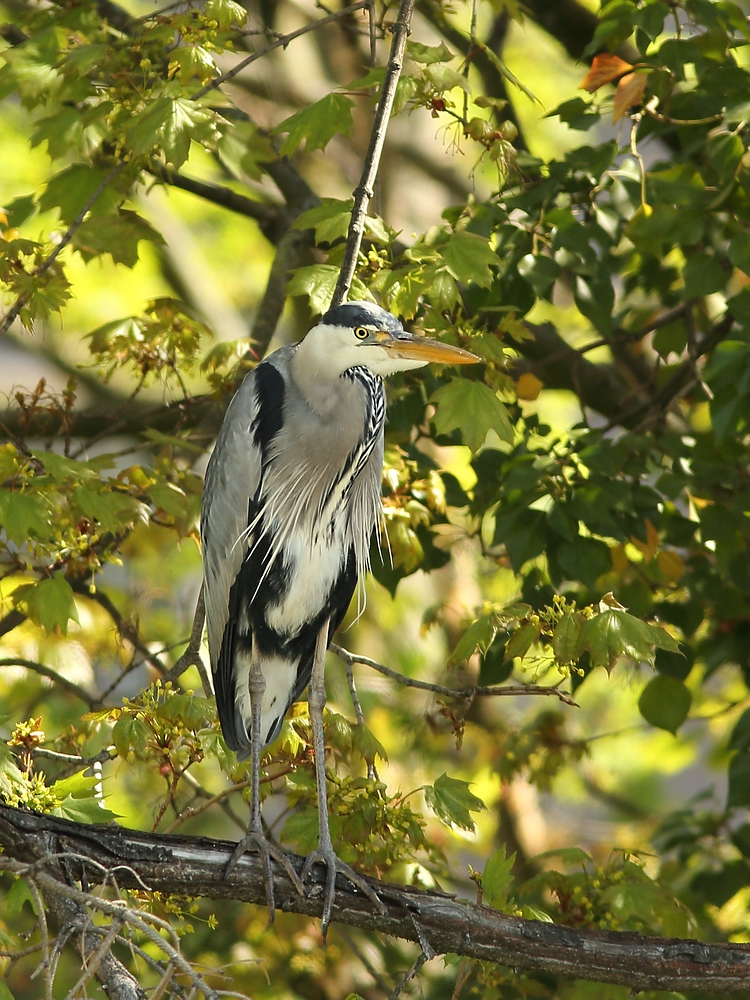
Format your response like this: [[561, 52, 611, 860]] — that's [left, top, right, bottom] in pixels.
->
[[301, 619, 384, 937], [225, 633, 303, 918]]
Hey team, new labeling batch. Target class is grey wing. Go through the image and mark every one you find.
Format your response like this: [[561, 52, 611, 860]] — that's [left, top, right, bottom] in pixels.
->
[[201, 372, 262, 673]]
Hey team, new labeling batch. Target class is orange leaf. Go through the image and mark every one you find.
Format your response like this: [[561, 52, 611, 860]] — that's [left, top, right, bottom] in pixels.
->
[[612, 71, 649, 123], [631, 519, 660, 561], [516, 372, 543, 401], [657, 549, 684, 581], [579, 54, 633, 93]]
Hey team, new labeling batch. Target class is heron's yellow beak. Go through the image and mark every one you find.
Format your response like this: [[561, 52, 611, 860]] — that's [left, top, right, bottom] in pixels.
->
[[375, 330, 479, 365]]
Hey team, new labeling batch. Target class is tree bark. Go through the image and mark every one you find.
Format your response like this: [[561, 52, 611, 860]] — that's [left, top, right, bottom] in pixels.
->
[[2, 805, 750, 993]]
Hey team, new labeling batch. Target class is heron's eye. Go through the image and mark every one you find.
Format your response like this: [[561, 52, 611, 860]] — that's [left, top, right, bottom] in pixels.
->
[[354, 327, 369, 340]]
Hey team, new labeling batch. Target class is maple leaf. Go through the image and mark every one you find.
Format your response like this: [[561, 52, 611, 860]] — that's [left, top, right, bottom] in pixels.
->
[[613, 71, 649, 123], [579, 53, 633, 93]]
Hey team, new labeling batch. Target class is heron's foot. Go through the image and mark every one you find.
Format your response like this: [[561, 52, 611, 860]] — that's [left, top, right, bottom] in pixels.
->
[[225, 830, 304, 922], [301, 846, 385, 937]]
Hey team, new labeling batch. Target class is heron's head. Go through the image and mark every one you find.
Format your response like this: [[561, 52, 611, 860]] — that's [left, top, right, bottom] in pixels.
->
[[301, 301, 478, 378]]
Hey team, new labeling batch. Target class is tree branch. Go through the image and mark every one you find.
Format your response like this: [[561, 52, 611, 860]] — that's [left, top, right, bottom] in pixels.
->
[[0, 162, 125, 338], [0, 658, 99, 710], [191, 2, 369, 101], [1, 805, 750, 992], [332, 0, 415, 307], [330, 644, 578, 707], [149, 164, 289, 243]]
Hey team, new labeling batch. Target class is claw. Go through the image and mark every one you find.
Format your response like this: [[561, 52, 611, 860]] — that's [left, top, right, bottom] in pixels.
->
[[226, 830, 304, 923], [301, 846, 385, 937]]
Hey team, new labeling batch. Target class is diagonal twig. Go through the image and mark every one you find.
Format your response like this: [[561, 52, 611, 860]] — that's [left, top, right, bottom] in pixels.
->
[[192, 2, 369, 101], [0, 163, 126, 338], [332, 0, 416, 307]]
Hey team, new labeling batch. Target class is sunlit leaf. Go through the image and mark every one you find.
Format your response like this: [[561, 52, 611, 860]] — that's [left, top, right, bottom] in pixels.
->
[[423, 772, 486, 832], [579, 53, 633, 92], [273, 94, 355, 156], [432, 378, 513, 451]]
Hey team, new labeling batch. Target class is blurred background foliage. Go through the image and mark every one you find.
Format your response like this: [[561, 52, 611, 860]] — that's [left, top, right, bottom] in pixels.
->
[[1, 0, 750, 997]]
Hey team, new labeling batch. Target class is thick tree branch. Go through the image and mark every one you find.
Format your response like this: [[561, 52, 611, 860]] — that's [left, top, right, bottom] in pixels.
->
[[1, 805, 750, 992], [512, 323, 648, 426], [333, 0, 415, 306], [251, 224, 316, 358], [149, 164, 289, 243]]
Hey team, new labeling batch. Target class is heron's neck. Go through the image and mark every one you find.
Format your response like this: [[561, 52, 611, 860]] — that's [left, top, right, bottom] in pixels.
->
[[290, 334, 350, 420]]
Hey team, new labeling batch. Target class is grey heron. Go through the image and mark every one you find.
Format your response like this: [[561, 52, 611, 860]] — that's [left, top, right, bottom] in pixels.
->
[[201, 300, 477, 932]]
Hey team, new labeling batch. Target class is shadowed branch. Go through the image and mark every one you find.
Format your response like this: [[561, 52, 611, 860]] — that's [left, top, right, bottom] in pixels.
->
[[1, 805, 749, 993]]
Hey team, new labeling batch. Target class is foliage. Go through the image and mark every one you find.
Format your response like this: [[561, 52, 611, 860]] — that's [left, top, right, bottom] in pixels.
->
[[1, 0, 750, 998]]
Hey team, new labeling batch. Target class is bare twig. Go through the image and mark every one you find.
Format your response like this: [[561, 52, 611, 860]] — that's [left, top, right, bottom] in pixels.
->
[[329, 644, 578, 708], [192, 2, 369, 100], [389, 951, 429, 999], [0, 658, 99, 710], [332, 0, 415, 307], [0, 163, 126, 337], [162, 588, 207, 689]]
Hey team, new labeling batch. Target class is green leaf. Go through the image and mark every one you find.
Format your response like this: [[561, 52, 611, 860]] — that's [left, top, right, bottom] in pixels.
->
[[730, 709, 750, 752], [556, 537, 612, 589], [553, 613, 584, 665], [483, 845, 516, 910], [729, 753, 750, 808], [440, 231, 498, 288], [729, 233, 750, 277], [287, 264, 370, 314], [216, 121, 275, 181], [292, 198, 353, 244], [424, 64, 471, 95], [493, 508, 547, 571], [406, 40, 454, 64], [55, 794, 118, 823], [517, 253, 561, 297], [30, 106, 83, 160], [112, 715, 150, 757], [38, 165, 119, 226], [504, 622, 540, 662], [125, 98, 219, 168], [432, 378, 513, 452], [352, 723, 388, 765], [273, 94, 355, 156], [205, 0, 248, 28], [282, 806, 320, 854], [682, 253, 726, 298], [15, 575, 79, 635], [73, 209, 165, 267], [638, 674, 692, 734], [72, 486, 140, 532], [579, 608, 678, 672], [3, 195, 37, 229], [6, 878, 37, 915], [0, 490, 48, 543], [423, 772, 485, 832], [449, 613, 496, 665], [0, 743, 24, 799], [0, 980, 15, 1000]]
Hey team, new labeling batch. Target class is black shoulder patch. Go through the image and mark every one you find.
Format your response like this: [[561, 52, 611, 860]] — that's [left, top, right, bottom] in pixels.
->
[[321, 301, 402, 333], [253, 362, 285, 454]]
